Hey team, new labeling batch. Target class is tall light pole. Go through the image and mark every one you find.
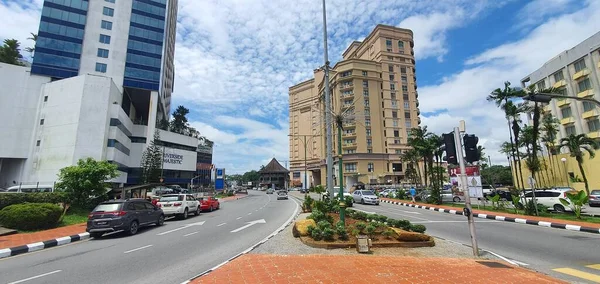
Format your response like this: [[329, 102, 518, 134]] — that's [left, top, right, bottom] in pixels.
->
[[322, 0, 334, 200], [454, 126, 479, 257], [289, 135, 318, 190], [561, 157, 569, 187]]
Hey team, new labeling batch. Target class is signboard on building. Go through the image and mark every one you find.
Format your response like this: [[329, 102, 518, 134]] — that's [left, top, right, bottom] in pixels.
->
[[161, 147, 196, 171]]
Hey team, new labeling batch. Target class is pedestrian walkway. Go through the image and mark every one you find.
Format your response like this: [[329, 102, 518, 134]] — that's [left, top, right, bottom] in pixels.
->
[[219, 194, 249, 202], [380, 197, 600, 229], [0, 223, 86, 250], [553, 264, 600, 283], [190, 254, 564, 283]]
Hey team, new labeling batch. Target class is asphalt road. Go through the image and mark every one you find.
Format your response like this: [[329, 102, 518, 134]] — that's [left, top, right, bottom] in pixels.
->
[[292, 192, 600, 284], [0, 191, 298, 284]]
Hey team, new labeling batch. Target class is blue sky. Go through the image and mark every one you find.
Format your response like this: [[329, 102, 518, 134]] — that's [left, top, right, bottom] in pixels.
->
[[2, 0, 600, 174]]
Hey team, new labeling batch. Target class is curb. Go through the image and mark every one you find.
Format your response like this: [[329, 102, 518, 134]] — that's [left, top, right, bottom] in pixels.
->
[[181, 195, 302, 284], [0, 232, 90, 259], [380, 199, 600, 234]]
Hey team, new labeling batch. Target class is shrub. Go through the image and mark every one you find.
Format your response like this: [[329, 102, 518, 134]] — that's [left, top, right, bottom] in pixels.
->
[[0, 203, 62, 231], [410, 224, 427, 233], [373, 214, 388, 223], [354, 211, 368, 221], [317, 220, 332, 230], [322, 227, 335, 241], [313, 200, 328, 213], [392, 219, 412, 231], [351, 228, 360, 236], [310, 226, 323, 241], [303, 195, 314, 212], [396, 190, 407, 200], [307, 210, 334, 224], [355, 222, 367, 232], [0, 192, 68, 210], [365, 224, 377, 236], [382, 229, 395, 239], [336, 222, 348, 240], [307, 225, 316, 235], [344, 196, 354, 207]]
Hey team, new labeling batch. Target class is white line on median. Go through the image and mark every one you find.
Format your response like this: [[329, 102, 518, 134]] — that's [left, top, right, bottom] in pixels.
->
[[8, 270, 62, 284], [248, 213, 252, 215], [183, 232, 199, 237], [124, 245, 153, 254], [217, 223, 226, 227], [236, 217, 242, 220]]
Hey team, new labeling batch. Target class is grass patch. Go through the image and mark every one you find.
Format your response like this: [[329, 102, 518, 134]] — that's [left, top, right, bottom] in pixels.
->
[[59, 207, 89, 227]]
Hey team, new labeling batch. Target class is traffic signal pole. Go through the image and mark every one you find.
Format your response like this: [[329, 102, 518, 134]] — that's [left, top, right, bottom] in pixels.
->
[[454, 127, 479, 257]]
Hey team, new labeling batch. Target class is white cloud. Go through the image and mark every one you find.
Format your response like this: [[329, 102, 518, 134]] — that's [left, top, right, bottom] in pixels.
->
[[0, 0, 41, 57]]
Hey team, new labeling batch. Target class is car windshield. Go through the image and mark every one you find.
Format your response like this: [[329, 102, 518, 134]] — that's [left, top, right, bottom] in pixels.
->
[[362, 190, 375, 195], [94, 203, 122, 212], [591, 190, 600, 195], [160, 195, 183, 202]]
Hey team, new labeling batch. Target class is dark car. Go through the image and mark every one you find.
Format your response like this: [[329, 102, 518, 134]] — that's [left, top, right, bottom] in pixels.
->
[[485, 190, 512, 201], [87, 199, 164, 238]]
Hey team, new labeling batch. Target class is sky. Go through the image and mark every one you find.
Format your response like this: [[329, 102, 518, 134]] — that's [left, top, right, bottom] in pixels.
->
[[2, 0, 600, 174]]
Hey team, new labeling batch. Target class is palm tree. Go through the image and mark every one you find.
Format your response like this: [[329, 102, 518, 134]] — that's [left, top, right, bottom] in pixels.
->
[[499, 142, 515, 186], [503, 100, 526, 189], [24, 32, 37, 54], [408, 126, 432, 187], [402, 149, 421, 185], [559, 134, 599, 196], [541, 113, 560, 185]]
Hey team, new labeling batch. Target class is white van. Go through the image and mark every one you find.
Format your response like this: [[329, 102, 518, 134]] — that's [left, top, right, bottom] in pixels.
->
[[4, 184, 55, 193]]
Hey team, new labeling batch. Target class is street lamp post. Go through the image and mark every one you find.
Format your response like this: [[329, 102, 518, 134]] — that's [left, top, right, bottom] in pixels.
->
[[561, 157, 569, 187], [322, 0, 334, 200]]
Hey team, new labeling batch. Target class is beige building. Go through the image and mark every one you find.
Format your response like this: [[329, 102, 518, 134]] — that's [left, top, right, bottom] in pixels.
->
[[289, 24, 420, 189]]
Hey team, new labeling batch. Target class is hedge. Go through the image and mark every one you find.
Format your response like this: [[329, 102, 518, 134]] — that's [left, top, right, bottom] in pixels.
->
[[0, 203, 63, 231], [0, 192, 68, 210]]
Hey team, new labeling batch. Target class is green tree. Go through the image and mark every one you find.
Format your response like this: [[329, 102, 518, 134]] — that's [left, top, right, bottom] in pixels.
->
[[0, 39, 25, 66], [170, 105, 190, 134], [541, 113, 560, 185], [24, 32, 37, 54], [140, 130, 163, 183], [402, 149, 421, 185], [157, 117, 170, 131], [242, 170, 260, 183], [407, 126, 433, 187], [481, 165, 513, 186], [559, 134, 599, 196], [55, 158, 119, 208]]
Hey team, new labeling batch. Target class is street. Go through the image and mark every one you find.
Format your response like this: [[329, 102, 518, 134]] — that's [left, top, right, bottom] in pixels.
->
[[292, 192, 600, 283], [0, 191, 298, 284]]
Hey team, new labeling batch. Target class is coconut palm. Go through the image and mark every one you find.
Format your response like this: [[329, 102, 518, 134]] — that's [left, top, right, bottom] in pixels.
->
[[541, 113, 560, 185], [408, 126, 432, 186], [402, 149, 421, 185], [503, 100, 526, 189], [24, 32, 37, 54], [559, 134, 599, 196]]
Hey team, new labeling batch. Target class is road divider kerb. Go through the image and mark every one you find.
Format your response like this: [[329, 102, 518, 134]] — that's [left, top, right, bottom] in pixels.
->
[[0, 232, 90, 260], [380, 199, 600, 234]]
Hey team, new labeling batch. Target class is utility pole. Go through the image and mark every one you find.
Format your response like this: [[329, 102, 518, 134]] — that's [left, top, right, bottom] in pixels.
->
[[454, 126, 479, 257], [322, 0, 334, 200]]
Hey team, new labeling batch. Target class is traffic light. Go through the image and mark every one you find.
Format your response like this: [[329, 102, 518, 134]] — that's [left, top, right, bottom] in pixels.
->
[[442, 133, 457, 165], [463, 134, 480, 163]]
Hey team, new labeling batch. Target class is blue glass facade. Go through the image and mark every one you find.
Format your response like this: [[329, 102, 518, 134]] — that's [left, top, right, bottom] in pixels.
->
[[31, 0, 88, 78], [124, 0, 167, 91]]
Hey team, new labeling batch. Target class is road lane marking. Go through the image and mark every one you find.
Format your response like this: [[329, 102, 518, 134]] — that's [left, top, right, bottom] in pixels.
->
[[588, 264, 600, 270], [156, 221, 205, 236], [236, 217, 242, 220], [367, 206, 431, 221], [553, 268, 600, 282], [124, 245, 153, 254], [231, 219, 267, 233], [483, 250, 529, 266], [184, 232, 199, 237], [248, 213, 252, 215], [411, 220, 497, 223], [8, 270, 62, 284], [400, 210, 421, 214], [217, 223, 226, 227]]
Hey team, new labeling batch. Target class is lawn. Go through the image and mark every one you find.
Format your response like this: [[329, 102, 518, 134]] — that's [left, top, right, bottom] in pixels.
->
[[60, 207, 90, 226]]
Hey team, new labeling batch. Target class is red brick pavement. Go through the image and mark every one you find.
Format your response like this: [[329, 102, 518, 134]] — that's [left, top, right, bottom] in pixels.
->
[[192, 254, 564, 284], [381, 197, 600, 229], [0, 223, 87, 250]]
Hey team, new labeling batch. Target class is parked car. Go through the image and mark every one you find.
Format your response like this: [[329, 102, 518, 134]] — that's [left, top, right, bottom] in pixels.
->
[[484, 190, 513, 201], [352, 190, 379, 205], [379, 189, 398, 198], [588, 190, 600, 207], [199, 196, 220, 211], [520, 189, 582, 212], [266, 188, 274, 194], [3, 184, 55, 193], [425, 190, 464, 203], [276, 190, 288, 200], [87, 199, 164, 238], [157, 194, 200, 219]]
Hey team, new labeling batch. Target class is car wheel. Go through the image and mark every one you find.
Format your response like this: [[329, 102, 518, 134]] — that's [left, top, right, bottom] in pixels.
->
[[217, 203, 220, 210], [453, 197, 461, 203], [182, 208, 189, 219], [195, 206, 201, 216], [156, 215, 165, 226], [209, 205, 213, 212], [361, 199, 365, 205], [90, 232, 103, 239], [127, 221, 139, 236], [554, 204, 566, 213]]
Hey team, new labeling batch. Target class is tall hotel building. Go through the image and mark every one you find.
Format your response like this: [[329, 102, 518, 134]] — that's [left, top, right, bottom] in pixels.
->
[[289, 25, 420, 189], [0, 0, 212, 188]]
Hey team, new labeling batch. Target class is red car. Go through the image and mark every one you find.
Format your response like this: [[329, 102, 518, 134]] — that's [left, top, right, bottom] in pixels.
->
[[199, 196, 220, 212]]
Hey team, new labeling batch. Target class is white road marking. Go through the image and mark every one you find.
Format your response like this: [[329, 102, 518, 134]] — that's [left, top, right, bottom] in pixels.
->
[[8, 270, 62, 284], [400, 210, 422, 214], [248, 213, 252, 215], [217, 223, 226, 227], [411, 220, 497, 223], [124, 245, 153, 254], [231, 219, 267, 233], [156, 221, 205, 236], [484, 250, 529, 266], [183, 231, 199, 237], [236, 217, 242, 220], [352, 208, 376, 214]]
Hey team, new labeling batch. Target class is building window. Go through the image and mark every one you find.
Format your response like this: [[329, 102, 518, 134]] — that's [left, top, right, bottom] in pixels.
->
[[367, 139, 372, 146], [389, 74, 394, 81], [401, 75, 407, 83], [36, 140, 41, 146], [40, 119, 44, 125], [389, 65, 394, 72], [386, 39, 392, 46], [565, 125, 576, 136], [362, 80, 368, 88], [400, 67, 406, 73], [391, 101, 397, 108], [405, 121, 412, 128], [391, 93, 397, 100], [588, 119, 600, 132], [554, 71, 564, 82], [364, 109, 370, 115], [404, 102, 409, 108], [394, 130, 400, 137], [101, 20, 113, 30], [398, 41, 404, 49], [103, 7, 114, 16], [402, 85, 408, 92], [405, 111, 411, 119], [368, 163, 374, 172], [583, 101, 596, 112], [403, 94, 409, 100], [365, 119, 371, 126], [392, 120, 398, 127], [344, 163, 357, 172], [560, 107, 572, 118], [578, 78, 592, 92], [362, 70, 368, 76], [367, 149, 372, 153], [392, 111, 398, 118], [99, 34, 111, 44], [366, 129, 371, 136], [95, 63, 107, 73], [574, 58, 586, 72], [390, 83, 395, 90], [97, 48, 109, 58], [43, 96, 48, 102], [364, 99, 369, 107], [537, 80, 545, 90], [105, 0, 115, 2]]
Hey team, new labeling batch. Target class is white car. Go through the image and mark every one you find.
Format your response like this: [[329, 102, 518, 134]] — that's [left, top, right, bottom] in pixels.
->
[[352, 190, 379, 205], [520, 189, 582, 213], [157, 194, 200, 219]]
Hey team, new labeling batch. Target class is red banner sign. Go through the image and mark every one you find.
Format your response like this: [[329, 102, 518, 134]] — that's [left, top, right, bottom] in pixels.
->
[[448, 166, 480, 177]]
